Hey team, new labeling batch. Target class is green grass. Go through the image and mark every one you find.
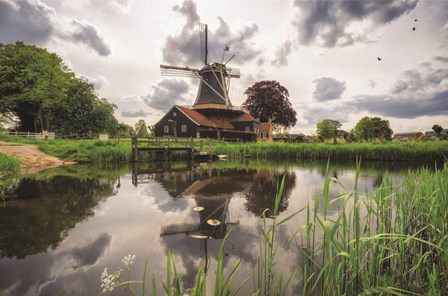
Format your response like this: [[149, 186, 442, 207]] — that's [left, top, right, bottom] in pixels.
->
[[99, 162, 448, 295], [0, 152, 20, 174], [37, 139, 131, 164], [212, 141, 448, 162]]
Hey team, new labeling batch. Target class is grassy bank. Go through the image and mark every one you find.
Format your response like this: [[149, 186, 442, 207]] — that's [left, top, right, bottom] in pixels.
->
[[213, 141, 448, 162], [0, 152, 20, 174], [2, 134, 448, 164], [99, 163, 448, 295], [38, 140, 131, 164]]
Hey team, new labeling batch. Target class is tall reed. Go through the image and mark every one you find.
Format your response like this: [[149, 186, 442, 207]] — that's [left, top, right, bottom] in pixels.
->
[[212, 142, 448, 162]]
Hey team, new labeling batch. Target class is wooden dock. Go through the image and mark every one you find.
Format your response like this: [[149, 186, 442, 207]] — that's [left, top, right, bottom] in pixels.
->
[[131, 137, 216, 162]]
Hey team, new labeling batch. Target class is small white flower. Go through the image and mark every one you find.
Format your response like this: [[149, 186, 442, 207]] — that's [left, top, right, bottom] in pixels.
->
[[122, 254, 136, 271]]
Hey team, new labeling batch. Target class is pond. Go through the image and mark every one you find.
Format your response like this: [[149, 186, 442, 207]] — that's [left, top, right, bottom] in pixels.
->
[[0, 159, 436, 295]]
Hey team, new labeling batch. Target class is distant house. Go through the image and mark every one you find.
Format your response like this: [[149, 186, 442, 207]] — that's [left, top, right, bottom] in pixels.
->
[[272, 133, 312, 143], [154, 105, 260, 141], [393, 132, 424, 141], [425, 129, 448, 138], [258, 120, 273, 141]]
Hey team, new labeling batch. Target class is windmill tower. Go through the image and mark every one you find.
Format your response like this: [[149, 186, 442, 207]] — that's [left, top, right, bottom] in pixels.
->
[[160, 24, 241, 111]]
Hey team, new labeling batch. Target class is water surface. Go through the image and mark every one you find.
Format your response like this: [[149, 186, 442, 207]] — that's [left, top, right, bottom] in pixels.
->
[[0, 159, 434, 295]]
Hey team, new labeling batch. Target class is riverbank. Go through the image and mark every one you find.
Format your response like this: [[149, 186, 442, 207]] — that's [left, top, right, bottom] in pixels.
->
[[0, 141, 75, 174], [213, 141, 448, 162], [1, 135, 447, 167]]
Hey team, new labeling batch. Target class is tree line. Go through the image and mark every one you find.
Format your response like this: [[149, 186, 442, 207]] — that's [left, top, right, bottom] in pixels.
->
[[0, 42, 125, 137]]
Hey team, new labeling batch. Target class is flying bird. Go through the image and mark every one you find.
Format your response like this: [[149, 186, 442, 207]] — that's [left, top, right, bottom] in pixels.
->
[[412, 27, 416, 31], [377, 57, 382, 61], [414, 19, 418, 22]]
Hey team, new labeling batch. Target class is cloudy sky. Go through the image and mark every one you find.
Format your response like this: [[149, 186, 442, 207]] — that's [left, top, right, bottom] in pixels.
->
[[1, 0, 447, 134]]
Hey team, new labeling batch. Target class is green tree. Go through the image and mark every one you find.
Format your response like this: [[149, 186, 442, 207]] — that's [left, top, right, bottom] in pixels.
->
[[0, 42, 70, 132], [51, 78, 118, 137], [352, 116, 393, 142], [316, 119, 342, 142], [0, 42, 118, 136], [432, 124, 443, 138], [134, 119, 149, 137], [113, 123, 133, 138], [371, 117, 393, 141], [243, 80, 297, 133]]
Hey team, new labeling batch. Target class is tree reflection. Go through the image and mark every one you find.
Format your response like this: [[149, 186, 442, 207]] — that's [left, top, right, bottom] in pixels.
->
[[244, 170, 296, 218], [0, 176, 115, 258]]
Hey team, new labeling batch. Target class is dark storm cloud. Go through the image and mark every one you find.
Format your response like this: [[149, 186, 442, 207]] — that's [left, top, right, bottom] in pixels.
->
[[353, 91, 448, 118], [70, 233, 112, 269], [67, 20, 111, 56], [121, 110, 150, 118], [353, 61, 448, 118], [0, 0, 55, 44], [271, 40, 292, 66], [313, 77, 346, 101], [162, 0, 262, 66], [292, 0, 418, 47], [142, 79, 190, 111], [0, 0, 111, 56]]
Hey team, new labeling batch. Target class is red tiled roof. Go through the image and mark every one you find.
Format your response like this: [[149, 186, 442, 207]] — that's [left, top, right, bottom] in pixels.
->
[[176, 105, 235, 129], [232, 112, 260, 123], [259, 122, 271, 133], [176, 105, 217, 127], [210, 117, 234, 129]]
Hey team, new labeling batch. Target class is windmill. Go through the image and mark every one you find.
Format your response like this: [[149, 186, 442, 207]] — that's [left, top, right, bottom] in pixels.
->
[[160, 24, 241, 110]]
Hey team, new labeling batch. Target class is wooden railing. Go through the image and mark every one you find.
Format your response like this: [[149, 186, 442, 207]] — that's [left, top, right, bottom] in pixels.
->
[[2, 131, 55, 139], [131, 137, 213, 153]]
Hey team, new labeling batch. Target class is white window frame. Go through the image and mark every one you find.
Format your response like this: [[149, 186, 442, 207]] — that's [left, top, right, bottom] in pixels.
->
[[181, 124, 187, 132], [245, 126, 251, 132], [164, 125, 169, 133], [173, 112, 177, 117]]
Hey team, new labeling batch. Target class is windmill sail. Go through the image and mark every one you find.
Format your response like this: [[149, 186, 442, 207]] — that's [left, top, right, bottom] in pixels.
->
[[159, 23, 240, 110]]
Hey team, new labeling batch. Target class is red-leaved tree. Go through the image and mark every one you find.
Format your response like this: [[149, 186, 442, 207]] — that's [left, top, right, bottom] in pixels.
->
[[243, 80, 297, 133]]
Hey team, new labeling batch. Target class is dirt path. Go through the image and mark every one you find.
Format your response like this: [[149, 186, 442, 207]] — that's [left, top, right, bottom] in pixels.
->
[[0, 141, 75, 174]]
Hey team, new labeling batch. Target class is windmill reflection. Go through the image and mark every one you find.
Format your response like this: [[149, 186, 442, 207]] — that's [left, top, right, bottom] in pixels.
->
[[132, 162, 296, 277]]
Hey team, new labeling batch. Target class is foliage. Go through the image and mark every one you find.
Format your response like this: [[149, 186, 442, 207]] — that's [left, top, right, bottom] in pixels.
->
[[243, 80, 297, 132], [0, 152, 19, 174], [432, 124, 443, 138], [316, 119, 341, 141], [134, 120, 149, 138], [51, 77, 119, 137], [351, 116, 393, 141], [113, 123, 134, 138], [0, 42, 120, 136]]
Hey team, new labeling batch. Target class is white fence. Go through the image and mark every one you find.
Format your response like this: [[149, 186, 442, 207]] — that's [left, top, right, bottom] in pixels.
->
[[2, 130, 55, 139]]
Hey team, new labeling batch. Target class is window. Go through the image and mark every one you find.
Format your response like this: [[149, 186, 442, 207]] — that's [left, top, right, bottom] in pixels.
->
[[245, 126, 251, 132], [173, 112, 177, 117], [181, 125, 187, 132], [262, 132, 268, 138], [164, 125, 169, 133]]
